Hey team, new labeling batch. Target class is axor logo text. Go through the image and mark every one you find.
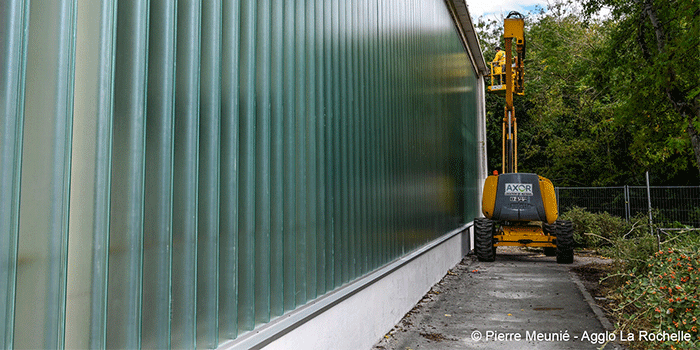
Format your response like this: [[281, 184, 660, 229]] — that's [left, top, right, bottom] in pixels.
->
[[504, 183, 533, 196]]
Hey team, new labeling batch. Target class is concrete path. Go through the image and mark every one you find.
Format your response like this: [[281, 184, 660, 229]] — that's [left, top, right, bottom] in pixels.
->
[[373, 247, 624, 350]]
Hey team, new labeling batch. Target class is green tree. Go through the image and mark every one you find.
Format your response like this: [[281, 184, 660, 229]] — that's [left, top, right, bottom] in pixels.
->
[[583, 0, 700, 180], [521, 5, 633, 186]]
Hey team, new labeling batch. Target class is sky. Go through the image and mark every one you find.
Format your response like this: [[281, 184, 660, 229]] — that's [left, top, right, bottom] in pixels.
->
[[466, 0, 549, 20], [465, 0, 611, 27]]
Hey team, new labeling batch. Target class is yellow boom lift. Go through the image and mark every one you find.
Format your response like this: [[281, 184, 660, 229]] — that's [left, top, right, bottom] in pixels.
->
[[476, 12, 574, 264]]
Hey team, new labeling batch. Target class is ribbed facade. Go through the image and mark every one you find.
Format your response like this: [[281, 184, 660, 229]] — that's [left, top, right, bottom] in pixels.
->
[[0, 0, 482, 348]]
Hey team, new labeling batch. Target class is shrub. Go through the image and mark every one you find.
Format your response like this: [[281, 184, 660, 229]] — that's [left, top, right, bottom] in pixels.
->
[[559, 206, 631, 248], [611, 247, 700, 349], [563, 206, 700, 348], [599, 235, 659, 274]]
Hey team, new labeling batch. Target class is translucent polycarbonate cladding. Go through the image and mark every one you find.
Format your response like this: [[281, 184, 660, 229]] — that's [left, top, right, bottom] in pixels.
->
[[0, 0, 481, 348]]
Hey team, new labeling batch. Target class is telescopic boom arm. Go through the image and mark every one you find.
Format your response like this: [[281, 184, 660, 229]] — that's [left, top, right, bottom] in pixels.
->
[[501, 11, 525, 174]]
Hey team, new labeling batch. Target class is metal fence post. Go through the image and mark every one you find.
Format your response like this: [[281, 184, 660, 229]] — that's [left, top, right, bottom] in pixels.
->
[[646, 171, 653, 235], [625, 185, 632, 222]]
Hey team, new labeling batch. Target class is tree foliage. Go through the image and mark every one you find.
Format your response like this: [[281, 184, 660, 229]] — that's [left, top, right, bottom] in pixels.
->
[[583, 0, 700, 182], [476, 0, 700, 186]]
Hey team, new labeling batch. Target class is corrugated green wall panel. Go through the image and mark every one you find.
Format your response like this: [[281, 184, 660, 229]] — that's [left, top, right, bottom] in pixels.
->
[[238, 0, 257, 333], [66, 1, 117, 349], [219, 0, 240, 341], [142, 0, 176, 347], [11, 1, 76, 348], [172, 0, 201, 348], [254, 0, 272, 328], [14, 0, 77, 348], [304, 0, 318, 303], [1, 0, 481, 348], [107, 0, 148, 348], [293, 0, 308, 310], [269, 0, 286, 321], [0, 0, 29, 348], [282, 0, 298, 315], [198, 0, 222, 348]]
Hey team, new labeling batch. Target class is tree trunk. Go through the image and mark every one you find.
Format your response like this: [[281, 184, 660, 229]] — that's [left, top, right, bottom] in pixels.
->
[[666, 85, 700, 176], [643, 0, 666, 53], [642, 0, 700, 177], [687, 112, 700, 177]]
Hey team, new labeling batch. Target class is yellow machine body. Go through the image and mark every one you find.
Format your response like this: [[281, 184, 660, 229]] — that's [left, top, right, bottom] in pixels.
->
[[538, 176, 558, 224], [495, 225, 555, 248], [481, 173, 558, 248], [503, 17, 524, 45], [481, 175, 499, 218], [482, 174, 558, 224]]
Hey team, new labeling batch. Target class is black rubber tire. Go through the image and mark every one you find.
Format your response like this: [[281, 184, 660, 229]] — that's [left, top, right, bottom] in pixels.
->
[[555, 220, 574, 264], [475, 218, 496, 262], [542, 223, 557, 256], [543, 222, 555, 235]]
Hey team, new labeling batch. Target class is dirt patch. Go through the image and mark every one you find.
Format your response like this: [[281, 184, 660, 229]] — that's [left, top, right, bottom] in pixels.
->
[[571, 263, 615, 296], [570, 262, 624, 325], [419, 332, 450, 342]]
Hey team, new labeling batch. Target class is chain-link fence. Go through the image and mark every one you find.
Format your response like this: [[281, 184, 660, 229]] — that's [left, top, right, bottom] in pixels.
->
[[555, 186, 700, 228]]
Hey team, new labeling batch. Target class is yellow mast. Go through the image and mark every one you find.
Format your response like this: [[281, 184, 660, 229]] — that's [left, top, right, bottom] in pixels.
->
[[501, 13, 525, 174]]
